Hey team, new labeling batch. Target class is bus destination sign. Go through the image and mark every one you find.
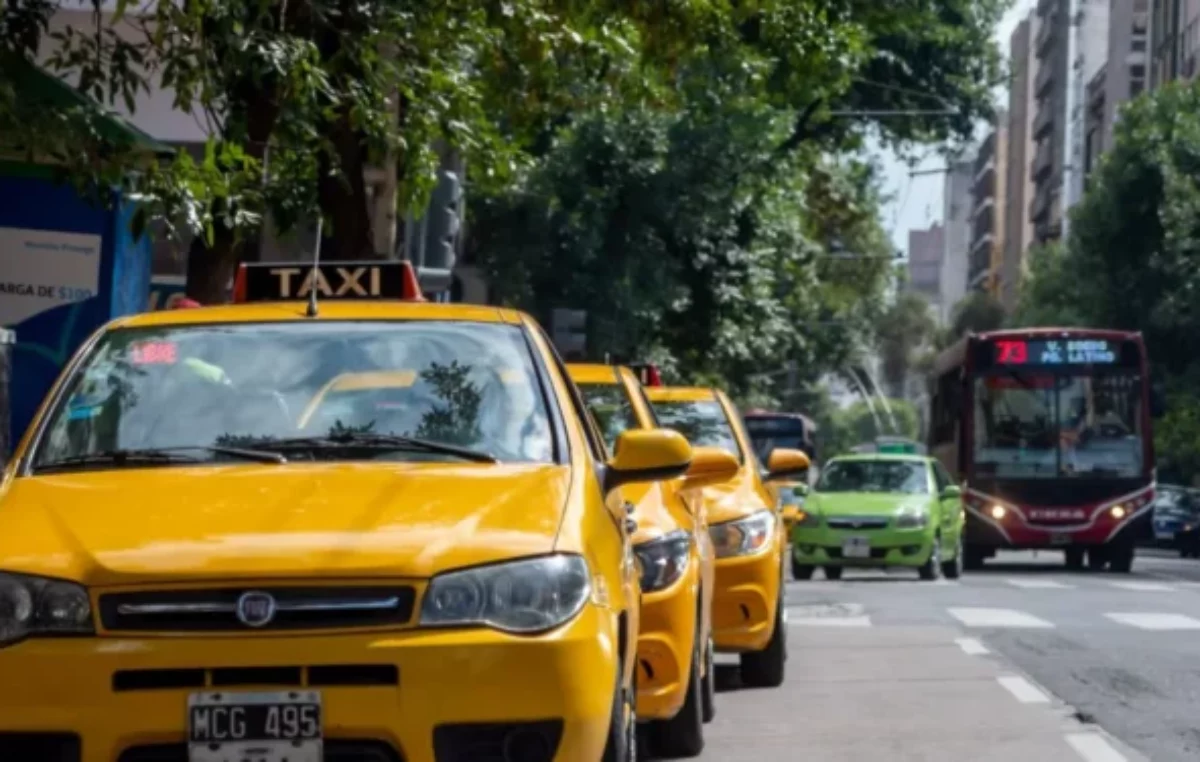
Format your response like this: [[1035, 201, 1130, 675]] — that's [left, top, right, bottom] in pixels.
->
[[994, 338, 1117, 365]]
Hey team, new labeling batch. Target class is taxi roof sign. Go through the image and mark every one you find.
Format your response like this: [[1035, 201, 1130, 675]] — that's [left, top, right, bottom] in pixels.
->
[[232, 261, 425, 304], [627, 362, 662, 387]]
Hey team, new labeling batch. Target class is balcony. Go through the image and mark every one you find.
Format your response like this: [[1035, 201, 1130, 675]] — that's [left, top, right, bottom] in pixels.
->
[[972, 205, 995, 243], [972, 193, 995, 219], [1033, 102, 1054, 139], [1036, 15, 1056, 55], [1032, 139, 1054, 180], [1035, 59, 1055, 96], [1038, 0, 1057, 17]]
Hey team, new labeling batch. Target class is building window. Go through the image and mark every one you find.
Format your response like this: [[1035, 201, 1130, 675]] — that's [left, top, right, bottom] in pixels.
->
[[1131, 63, 1146, 78], [1132, 38, 1147, 52], [1131, 78, 1145, 97]]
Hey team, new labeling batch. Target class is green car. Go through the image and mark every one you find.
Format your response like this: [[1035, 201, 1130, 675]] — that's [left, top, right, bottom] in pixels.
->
[[790, 454, 965, 581]]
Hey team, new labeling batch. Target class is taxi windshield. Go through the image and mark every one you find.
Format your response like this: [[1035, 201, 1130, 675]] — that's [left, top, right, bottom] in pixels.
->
[[577, 383, 639, 453], [817, 460, 929, 495], [650, 399, 742, 460], [33, 321, 555, 468]]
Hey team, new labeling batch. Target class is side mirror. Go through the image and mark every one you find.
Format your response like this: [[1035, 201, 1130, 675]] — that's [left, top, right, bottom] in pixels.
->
[[765, 448, 811, 482], [781, 504, 801, 528], [605, 429, 693, 493], [682, 445, 740, 490], [941, 484, 962, 500]]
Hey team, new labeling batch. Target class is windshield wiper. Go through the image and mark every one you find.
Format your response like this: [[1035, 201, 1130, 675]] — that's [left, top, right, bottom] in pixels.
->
[[35, 445, 286, 472], [259, 432, 499, 463]]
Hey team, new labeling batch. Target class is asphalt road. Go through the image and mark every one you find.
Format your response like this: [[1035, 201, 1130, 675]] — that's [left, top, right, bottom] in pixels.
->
[[677, 547, 1200, 761]]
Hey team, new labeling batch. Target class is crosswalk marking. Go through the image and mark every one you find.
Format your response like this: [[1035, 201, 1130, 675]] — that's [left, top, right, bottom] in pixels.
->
[[1108, 581, 1175, 592], [955, 637, 990, 655], [1104, 612, 1200, 630], [997, 675, 1050, 703], [1006, 578, 1073, 589], [1065, 733, 1128, 762], [948, 607, 1055, 628]]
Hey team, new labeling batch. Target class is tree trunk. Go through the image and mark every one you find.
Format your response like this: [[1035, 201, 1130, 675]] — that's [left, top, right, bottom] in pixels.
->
[[184, 223, 240, 303], [317, 108, 376, 261]]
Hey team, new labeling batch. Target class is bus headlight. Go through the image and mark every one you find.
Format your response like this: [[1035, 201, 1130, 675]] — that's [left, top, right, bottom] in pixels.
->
[[990, 505, 1007, 520], [1110, 504, 1128, 519]]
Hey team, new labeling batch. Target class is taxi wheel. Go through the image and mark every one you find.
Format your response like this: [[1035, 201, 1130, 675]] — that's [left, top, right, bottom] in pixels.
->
[[823, 565, 843, 581], [739, 595, 787, 688], [603, 669, 637, 762], [700, 634, 717, 723], [941, 535, 963, 579], [648, 628, 705, 757]]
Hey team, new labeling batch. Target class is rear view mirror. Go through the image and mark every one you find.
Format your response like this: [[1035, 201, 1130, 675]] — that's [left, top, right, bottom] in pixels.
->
[[682, 446, 739, 490], [605, 429, 693, 493]]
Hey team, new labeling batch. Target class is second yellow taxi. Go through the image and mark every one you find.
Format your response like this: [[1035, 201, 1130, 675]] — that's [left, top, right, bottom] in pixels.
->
[[570, 363, 739, 758]]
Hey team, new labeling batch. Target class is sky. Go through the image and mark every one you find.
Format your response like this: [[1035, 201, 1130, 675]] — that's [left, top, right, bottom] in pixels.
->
[[876, 0, 1036, 256]]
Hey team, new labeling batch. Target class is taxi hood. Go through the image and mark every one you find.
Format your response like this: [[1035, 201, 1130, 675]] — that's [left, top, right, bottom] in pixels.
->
[[0, 464, 570, 585]]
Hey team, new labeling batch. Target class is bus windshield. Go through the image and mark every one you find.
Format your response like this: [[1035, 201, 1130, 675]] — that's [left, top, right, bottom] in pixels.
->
[[744, 416, 808, 462], [972, 370, 1143, 478]]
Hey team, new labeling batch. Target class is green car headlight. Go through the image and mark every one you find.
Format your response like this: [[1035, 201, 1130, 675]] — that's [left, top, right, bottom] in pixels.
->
[[894, 508, 929, 529]]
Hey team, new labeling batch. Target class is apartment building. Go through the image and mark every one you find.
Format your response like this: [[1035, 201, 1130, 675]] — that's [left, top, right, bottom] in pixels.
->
[[941, 159, 974, 324], [1032, 0, 1072, 244], [907, 224, 945, 313], [1066, 0, 1111, 220], [970, 117, 1008, 298], [1151, 0, 1200, 86], [1002, 15, 1039, 311]]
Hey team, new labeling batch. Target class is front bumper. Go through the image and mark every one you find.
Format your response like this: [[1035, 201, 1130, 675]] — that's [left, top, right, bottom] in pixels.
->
[[791, 524, 933, 567], [635, 571, 699, 721], [964, 502, 1154, 550], [0, 603, 618, 762], [710, 545, 780, 654]]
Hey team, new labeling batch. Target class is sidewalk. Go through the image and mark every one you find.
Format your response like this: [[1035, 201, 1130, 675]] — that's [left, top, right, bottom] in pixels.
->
[[691, 622, 1142, 762]]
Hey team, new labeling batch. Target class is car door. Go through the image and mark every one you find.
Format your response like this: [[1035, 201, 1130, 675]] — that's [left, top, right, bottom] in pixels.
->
[[932, 461, 963, 545]]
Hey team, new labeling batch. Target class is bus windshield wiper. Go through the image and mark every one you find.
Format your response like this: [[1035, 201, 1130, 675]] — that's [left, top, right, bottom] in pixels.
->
[[260, 432, 499, 463], [34, 445, 286, 472]]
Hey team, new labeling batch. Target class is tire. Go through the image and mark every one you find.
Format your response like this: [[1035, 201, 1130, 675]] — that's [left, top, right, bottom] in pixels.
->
[[648, 628, 705, 758], [740, 596, 787, 688], [1109, 543, 1135, 574], [964, 544, 986, 570], [700, 634, 716, 723], [1086, 546, 1108, 571], [823, 565, 843, 581], [602, 667, 637, 762], [941, 534, 963, 579], [918, 535, 942, 581], [791, 557, 815, 580], [1065, 548, 1085, 570]]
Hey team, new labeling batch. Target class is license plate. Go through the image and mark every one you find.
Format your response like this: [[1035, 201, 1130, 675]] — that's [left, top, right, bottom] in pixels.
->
[[842, 535, 871, 559], [188, 691, 322, 762], [1048, 532, 1071, 546]]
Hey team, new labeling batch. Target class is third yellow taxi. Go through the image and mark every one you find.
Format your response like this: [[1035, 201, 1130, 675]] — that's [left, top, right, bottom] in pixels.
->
[[645, 385, 810, 688], [569, 363, 739, 758], [0, 260, 690, 762]]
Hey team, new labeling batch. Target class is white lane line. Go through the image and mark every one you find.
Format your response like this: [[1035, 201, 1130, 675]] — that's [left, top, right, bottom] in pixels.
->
[[1006, 578, 1073, 589], [1105, 612, 1200, 630], [955, 637, 990, 655], [787, 603, 871, 627], [948, 607, 1055, 628], [1109, 581, 1175, 592], [1066, 733, 1128, 762], [997, 675, 1050, 704], [790, 616, 872, 627]]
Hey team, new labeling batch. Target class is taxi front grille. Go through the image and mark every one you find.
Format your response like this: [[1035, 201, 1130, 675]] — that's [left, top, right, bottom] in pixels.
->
[[118, 740, 401, 762], [99, 586, 417, 632]]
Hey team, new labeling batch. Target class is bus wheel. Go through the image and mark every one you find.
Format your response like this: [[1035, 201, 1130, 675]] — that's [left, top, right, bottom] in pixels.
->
[[1064, 548, 1084, 570], [1086, 547, 1108, 571], [1109, 544, 1135, 573]]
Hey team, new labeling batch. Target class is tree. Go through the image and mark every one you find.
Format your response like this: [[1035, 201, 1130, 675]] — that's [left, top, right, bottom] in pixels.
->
[[875, 291, 937, 399], [1008, 241, 1091, 328]]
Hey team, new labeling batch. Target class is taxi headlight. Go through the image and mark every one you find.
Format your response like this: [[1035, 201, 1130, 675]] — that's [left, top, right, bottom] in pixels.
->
[[419, 554, 591, 634], [710, 510, 775, 558], [895, 507, 930, 529], [0, 572, 93, 647], [634, 531, 691, 592]]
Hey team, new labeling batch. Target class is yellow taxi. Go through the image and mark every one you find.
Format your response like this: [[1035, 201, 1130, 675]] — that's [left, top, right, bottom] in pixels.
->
[[568, 364, 738, 758], [645, 386, 810, 688], [0, 261, 694, 762]]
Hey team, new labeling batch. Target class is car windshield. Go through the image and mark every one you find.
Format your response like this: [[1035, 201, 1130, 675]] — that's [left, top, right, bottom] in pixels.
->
[[972, 371, 1143, 478], [650, 399, 742, 459], [817, 460, 929, 495], [33, 321, 555, 468], [577, 383, 640, 453]]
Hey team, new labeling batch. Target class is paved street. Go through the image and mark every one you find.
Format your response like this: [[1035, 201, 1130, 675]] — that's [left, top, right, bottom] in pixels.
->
[[686, 549, 1200, 761]]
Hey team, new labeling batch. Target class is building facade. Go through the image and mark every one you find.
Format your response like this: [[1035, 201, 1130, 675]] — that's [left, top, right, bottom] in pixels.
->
[[1150, 0, 1200, 87], [1066, 0, 1111, 223], [1002, 15, 1040, 310], [941, 159, 974, 324], [970, 117, 1008, 298], [1032, 0, 1071, 244], [907, 224, 945, 314]]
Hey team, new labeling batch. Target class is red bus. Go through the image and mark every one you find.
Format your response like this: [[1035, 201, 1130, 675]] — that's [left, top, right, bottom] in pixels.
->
[[928, 328, 1156, 572]]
